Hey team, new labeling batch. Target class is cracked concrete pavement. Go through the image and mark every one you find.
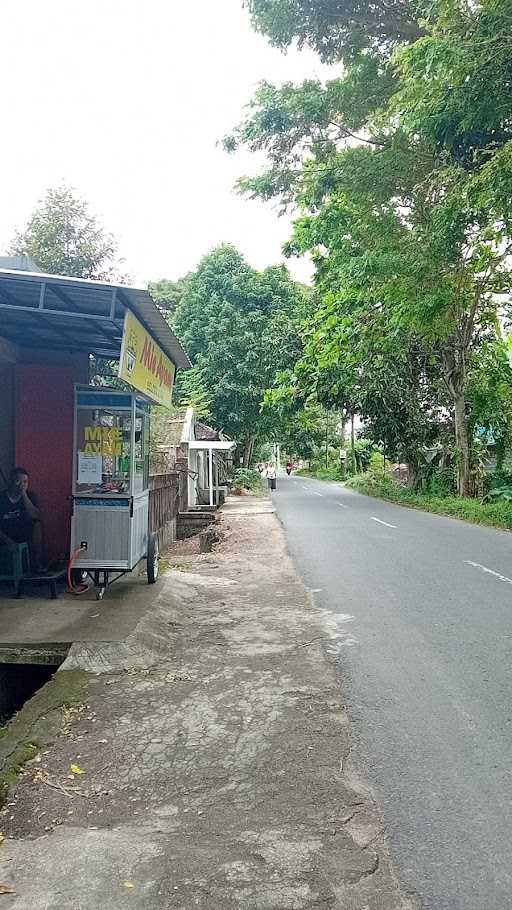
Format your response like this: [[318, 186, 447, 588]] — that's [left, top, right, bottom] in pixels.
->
[[0, 497, 419, 909]]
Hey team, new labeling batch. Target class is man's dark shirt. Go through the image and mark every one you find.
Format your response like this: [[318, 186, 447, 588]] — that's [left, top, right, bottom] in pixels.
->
[[0, 491, 38, 543]]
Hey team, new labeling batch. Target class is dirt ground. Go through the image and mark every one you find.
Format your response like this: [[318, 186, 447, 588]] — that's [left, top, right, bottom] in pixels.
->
[[0, 500, 418, 909]]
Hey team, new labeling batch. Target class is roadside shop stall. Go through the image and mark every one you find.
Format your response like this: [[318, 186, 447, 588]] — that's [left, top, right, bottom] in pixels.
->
[[0, 266, 190, 597]]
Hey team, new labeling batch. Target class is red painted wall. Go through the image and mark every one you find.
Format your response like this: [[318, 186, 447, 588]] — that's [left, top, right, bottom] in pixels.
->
[[15, 366, 77, 564]]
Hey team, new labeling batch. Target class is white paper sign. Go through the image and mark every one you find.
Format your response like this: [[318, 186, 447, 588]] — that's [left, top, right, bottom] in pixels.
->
[[78, 452, 103, 485]]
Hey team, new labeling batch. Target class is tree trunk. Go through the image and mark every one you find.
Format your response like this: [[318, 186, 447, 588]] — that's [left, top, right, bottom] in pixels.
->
[[454, 392, 471, 496], [243, 435, 255, 468], [350, 414, 356, 475], [440, 339, 472, 497], [406, 461, 418, 489]]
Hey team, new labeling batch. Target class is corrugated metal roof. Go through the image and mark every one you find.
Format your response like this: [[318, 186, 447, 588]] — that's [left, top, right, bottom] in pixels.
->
[[0, 256, 41, 272], [127, 286, 191, 370], [195, 422, 220, 441], [0, 268, 191, 370]]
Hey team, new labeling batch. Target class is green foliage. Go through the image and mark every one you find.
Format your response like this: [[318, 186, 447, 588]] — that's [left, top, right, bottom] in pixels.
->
[[353, 438, 377, 473], [231, 0, 512, 497], [296, 465, 343, 481], [467, 340, 512, 470], [11, 186, 119, 279], [348, 473, 512, 530], [232, 468, 264, 492], [424, 466, 456, 497], [483, 486, 512, 504], [174, 244, 308, 460], [245, 0, 423, 63], [148, 277, 190, 324], [368, 451, 388, 475], [393, 0, 512, 169], [484, 470, 512, 493], [174, 365, 212, 418]]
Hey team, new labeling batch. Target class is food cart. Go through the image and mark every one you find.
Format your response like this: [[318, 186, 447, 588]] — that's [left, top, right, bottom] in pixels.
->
[[70, 386, 158, 600]]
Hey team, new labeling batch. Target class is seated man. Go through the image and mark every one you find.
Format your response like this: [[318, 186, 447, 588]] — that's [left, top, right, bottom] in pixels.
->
[[0, 468, 45, 574]]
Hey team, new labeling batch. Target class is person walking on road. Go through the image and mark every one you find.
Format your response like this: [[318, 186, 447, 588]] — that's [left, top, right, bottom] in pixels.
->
[[266, 463, 277, 491]]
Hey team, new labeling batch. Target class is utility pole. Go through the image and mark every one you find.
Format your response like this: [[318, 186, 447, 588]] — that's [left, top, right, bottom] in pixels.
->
[[350, 414, 356, 474]]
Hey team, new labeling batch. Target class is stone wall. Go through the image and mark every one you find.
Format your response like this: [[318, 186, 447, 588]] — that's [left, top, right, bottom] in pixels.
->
[[177, 511, 215, 540]]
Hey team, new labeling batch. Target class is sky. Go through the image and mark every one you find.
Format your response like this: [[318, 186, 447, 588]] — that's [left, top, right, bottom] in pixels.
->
[[1, 0, 332, 287]]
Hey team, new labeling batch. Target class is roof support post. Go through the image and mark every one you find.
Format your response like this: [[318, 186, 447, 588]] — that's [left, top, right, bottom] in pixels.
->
[[209, 447, 214, 507], [109, 287, 117, 320]]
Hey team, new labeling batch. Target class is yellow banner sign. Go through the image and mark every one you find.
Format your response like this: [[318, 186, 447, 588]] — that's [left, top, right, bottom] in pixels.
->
[[119, 310, 175, 407]]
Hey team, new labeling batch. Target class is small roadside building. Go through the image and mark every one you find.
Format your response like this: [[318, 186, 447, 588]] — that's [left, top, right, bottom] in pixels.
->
[[0, 266, 190, 565], [180, 409, 235, 508], [153, 407, 235, 509]]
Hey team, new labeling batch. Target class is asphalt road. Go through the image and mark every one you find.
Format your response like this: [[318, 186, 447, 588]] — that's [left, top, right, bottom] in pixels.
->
[[271, 474, 512, 910]]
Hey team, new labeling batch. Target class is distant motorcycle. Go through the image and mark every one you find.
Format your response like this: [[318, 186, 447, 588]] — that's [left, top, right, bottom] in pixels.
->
[[285, 463, 293, 476]]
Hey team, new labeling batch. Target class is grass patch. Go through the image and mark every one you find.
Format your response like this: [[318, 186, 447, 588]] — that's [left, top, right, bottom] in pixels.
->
[[295, 466, 344, 482], [347, 473, 512, 530]]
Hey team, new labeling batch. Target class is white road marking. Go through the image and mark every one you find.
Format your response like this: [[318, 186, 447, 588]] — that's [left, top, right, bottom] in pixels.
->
[[371, 517, 396, 529], [312, 491, 323, 497], [464, 560, 512, 586], [337, 502, 349, 509]]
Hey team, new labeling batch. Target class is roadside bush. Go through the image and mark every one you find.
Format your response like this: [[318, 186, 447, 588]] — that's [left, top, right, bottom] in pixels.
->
[[425, 467, 456, 497], [483, 486, 512, 503], [483, 470, 512, 494], [353, 438, 378, 473], [368, 451, 389, 477], [347, 472, 512, 530], [231, 468, 263, 494], [311, 466, 343, 481], [295, 465, 343, 481]]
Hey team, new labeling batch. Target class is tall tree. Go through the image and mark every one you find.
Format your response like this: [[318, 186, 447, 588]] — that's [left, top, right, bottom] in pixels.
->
[[11, 186, 118, 279], [228, 0, 512, 495], [245, 0, 423, 62], [148, 277, 190, 324], [174, 244, 308, 464]]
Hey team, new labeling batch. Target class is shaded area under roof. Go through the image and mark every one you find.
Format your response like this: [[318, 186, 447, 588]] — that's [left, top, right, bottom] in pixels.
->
[[0, 268, 190, 370]]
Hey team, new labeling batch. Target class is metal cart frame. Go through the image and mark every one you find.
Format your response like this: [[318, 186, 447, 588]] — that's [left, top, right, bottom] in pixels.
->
[[71, 386, 159, 600]]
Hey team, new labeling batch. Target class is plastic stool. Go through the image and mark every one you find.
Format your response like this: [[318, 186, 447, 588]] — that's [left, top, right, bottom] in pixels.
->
[[0, 543, 31, 596]]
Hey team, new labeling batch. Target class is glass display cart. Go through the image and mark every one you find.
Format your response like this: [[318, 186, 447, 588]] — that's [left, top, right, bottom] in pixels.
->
[[70, 386, 159, 599]]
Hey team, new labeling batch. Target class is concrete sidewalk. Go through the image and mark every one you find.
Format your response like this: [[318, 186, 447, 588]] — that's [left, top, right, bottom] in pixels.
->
[[0, 498, 417, 909], [0, 571, 160, 648]]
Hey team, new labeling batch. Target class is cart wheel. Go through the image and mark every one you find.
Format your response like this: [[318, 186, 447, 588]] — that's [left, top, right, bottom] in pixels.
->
[[96, 588, 105, 601], [147, 534, 159, 584], [71, 569, 88, 587]]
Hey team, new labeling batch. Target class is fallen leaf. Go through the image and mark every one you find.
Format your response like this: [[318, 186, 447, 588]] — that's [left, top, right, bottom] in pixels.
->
[[70, 764, 85, 776], [0, 884, 15, 894], [123, 881, 135, 889]]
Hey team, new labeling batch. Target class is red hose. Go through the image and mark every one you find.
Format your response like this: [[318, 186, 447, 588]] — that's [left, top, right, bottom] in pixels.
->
[[67, 547, 89, 595]]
